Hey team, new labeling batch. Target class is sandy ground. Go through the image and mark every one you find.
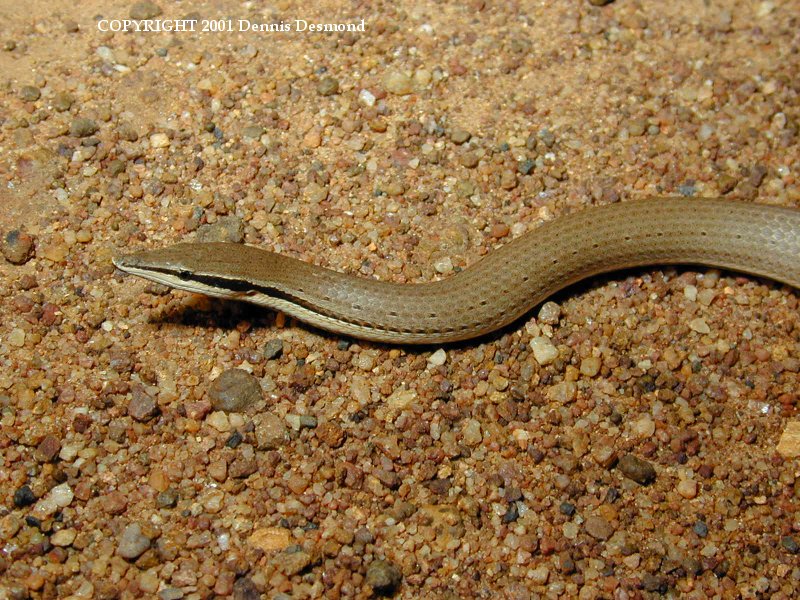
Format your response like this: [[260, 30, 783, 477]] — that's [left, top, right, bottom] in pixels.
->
[[1, 0, 800, 598]]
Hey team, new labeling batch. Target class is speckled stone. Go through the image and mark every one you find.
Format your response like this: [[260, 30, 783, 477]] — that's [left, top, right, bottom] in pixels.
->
[[128, 384, 159, 422], [208, 369, 262, 412]]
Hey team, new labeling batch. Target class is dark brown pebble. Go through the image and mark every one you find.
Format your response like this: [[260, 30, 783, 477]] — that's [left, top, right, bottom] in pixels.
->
[[2, 230, 35, 264], [73, 414, 92, 433], [617, 453, 656, 484], [18, 274, 38, 290], [35, 435, 61, 462], [40, 303, 62, 327], [228, 457, 258, 478], [588, 0, 615, 5], [232, 577, 261, 600], [209, 369, 262, 412], [427, 478, 451, 495], [698, 464, 714, 478], [128, 384, 159, 422], [365, 559, 402, 594]]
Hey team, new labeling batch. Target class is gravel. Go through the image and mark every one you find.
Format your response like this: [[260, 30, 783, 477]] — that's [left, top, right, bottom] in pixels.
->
[[208, 368, 262, 412]]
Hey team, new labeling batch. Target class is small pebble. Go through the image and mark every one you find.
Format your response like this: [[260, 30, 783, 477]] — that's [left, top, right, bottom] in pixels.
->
[[8, 328, 26, 347], [70, 118, 98, 137], [150, 133, 170, 148], [617, 454, 656, 485], [19, 85, 40, 101], [35, 435, 61, 462], [317, 76, 339, 96], [428, 348, 447, 366], [460, 151, 480, 168], [584, 515, 614, 541], [580, 356, 602, 377], [365, 559, 402, 594], [128, 385, 159, 422], [781, 536, 799, 554], [530, 566, 550, 584], [50, 528, 77, 547], [462, 419, 482, 446], [52, 91, 74, 112], [450, 128, 471, 144], [693, 521, 709, 537], [433, 256, 453, 274], [530, 336, 558, 365], [538, 301, 562, 324], [263, 339, 284, 360], [207, 411, 231, 432], [273, 548, 313, 575], [208, 369, 262, 412], [689, 318, 711, 334], [317, 421, 346, 448], [677, 479, 698, 499], [117, 523, 151, 560], [383, 71, 413, 95], [156, 489, 178, 509], [358, 89, 376, 106], [248, 527, 291, 552], [13, 485, 36, 507], [254, 412, 289, 449], [2, 230, 35, 264], [242, 125, 264, 139]]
